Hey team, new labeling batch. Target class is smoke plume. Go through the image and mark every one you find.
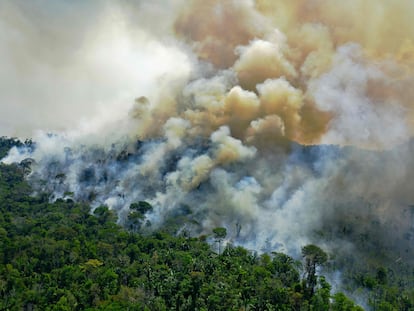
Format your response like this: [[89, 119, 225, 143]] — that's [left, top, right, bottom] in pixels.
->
[[2, 0, 414, 271]]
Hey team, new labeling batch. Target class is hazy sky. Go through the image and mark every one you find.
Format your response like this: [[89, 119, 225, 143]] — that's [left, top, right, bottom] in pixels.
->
[[0, 0, 189, 137]]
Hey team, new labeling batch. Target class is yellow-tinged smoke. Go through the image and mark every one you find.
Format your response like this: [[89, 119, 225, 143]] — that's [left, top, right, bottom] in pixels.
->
[[169, 0, 414, 150], [2, 0, 414, 150], [175, 0, 270, 69], [4, 0, 414, 265]]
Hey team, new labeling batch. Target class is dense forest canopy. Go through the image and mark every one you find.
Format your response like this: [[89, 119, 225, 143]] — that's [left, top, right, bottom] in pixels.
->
[[1, 137, 414, 310], [1, 0, 414, 310], [0, 137, 370, 310]]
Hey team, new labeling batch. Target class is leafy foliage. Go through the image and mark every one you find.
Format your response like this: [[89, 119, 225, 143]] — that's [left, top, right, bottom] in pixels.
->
[[0, 138, 407, 310], [302, 244, 328, 299], [0, 162, 362, 310]]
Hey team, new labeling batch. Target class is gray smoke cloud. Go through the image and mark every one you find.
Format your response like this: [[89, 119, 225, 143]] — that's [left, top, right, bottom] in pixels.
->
[[0, 0, 190, 137], [2, 0, 414, 273]]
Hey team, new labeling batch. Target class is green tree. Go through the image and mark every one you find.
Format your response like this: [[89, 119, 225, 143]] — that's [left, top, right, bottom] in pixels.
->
[[93, 205, 117, 225], [302, 244, 328, 299], [332, 292, 364, 311]]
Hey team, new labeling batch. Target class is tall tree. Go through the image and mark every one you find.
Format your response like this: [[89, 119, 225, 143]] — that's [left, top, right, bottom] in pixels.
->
[[301, 244, 327, 299]]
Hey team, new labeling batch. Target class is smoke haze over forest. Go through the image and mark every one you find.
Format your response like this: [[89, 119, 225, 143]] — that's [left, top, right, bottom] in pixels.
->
[[2, 0, 414, 268]]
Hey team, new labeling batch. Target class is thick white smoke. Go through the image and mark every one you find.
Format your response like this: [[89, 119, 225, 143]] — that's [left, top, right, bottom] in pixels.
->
[[0, 0, 191, 138], [2, 0, 414, 272]]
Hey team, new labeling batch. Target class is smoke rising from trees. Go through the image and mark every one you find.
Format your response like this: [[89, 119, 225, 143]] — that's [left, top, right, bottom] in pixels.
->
[[2, 0, 414, 266]]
